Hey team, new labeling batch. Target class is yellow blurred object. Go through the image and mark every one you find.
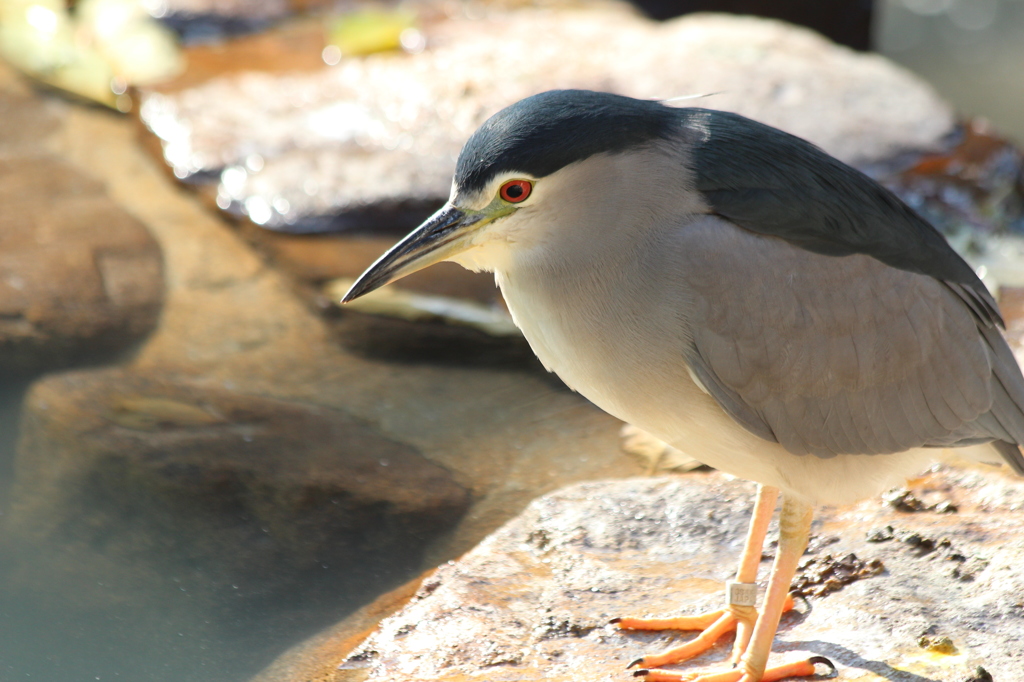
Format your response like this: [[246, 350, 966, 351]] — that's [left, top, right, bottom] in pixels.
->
[[0, 0, 183, 109], [325, 8, 418, 58]]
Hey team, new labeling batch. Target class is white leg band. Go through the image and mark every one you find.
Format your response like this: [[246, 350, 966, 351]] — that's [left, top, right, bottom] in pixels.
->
[[726, 581, 758, 607]]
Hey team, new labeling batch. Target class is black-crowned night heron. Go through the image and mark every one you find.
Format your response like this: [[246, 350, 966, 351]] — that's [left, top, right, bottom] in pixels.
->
[[344, 90, 1024, 682]]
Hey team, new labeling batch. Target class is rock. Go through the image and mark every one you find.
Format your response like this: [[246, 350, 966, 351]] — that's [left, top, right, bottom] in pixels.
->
[[24, 56, 643, 577], [6, 368, 470, 609], [249, 572, 433, 682], [877, 120, 1024, 291], [0, 90, 62, 155], [139, 8, 952, 233], [256, 464, 1024, 682], [0, 89, 164, 376]]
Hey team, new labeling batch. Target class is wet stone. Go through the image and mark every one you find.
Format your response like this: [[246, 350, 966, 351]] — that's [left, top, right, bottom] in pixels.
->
[[0, 51, 647, 673], [5, 368, 470, 612]]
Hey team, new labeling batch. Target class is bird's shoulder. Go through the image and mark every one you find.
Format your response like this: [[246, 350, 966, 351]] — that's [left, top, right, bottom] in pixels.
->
[[673, 108, 1001, 329]]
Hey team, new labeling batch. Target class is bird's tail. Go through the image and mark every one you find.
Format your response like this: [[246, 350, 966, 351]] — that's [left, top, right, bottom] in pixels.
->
[[993, 440, 1024, 476], [978, 325, 1024, 476]]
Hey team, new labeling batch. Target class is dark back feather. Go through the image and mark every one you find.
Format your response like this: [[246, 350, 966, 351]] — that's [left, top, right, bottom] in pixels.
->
[[678, 108, 1003, 329]]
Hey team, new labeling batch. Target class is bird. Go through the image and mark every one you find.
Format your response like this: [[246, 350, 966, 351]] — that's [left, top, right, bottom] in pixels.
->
[[343, 89, 1024, 682]]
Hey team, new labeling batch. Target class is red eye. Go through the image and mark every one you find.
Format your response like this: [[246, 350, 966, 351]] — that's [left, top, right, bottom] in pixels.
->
[[499, 179, 533, 203]]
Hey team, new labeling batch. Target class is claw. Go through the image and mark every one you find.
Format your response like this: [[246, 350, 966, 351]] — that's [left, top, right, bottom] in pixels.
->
[[632, 669, 699, 682], [628, 658, 646, 669], [624, 610, 738, 668], [807, 656, 836, 677]]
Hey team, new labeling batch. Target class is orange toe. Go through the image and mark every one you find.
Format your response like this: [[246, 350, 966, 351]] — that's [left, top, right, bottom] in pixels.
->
[[616, 595, 797, 670], [627, 612, 738, 668], [614, 610, 727, 632], [632, 656, 834, 682]]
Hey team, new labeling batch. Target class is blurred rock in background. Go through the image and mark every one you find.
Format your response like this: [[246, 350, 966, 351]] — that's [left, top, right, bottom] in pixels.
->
[[0, 90, 164, 376]]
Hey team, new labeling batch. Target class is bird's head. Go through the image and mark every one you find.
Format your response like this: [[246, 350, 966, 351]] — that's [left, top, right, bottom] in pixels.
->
[[343, 89, 684, 302]]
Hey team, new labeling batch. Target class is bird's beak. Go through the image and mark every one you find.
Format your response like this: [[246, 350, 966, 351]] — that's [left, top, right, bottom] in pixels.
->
[[342, 203, 486, 302]]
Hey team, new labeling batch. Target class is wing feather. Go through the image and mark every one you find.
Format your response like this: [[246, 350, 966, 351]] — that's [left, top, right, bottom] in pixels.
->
[[674, 216, 1023, 459]]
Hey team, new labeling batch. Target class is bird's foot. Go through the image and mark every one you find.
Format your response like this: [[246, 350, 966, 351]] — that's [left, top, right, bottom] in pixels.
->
[[614, 596, 795, 669], [616, 609, 737, 669], [631, 656, 835, 682]]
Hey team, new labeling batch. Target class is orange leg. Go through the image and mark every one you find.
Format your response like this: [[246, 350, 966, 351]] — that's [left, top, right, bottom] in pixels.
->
[[617, 486, 780, 668], [618, 491, 827, 681], [732, 497, 814, 681]]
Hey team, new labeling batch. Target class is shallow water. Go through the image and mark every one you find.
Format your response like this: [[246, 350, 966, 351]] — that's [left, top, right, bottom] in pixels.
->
[[0, 383, 261, 682], [877, 0, 1024, 144]]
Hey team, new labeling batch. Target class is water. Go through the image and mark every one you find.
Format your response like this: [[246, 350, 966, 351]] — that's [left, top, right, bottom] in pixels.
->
[[876, 0, 1024, 144], [0, 382, 256, 682]]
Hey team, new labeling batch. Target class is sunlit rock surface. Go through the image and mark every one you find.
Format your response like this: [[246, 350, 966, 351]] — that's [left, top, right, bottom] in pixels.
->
[[254, 466, 1024, 682], [0, 90, 164, 376], [138, 8, 954, 234]]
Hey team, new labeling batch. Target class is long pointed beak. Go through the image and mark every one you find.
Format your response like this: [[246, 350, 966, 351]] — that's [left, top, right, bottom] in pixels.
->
[[343, 204, 484, 303]]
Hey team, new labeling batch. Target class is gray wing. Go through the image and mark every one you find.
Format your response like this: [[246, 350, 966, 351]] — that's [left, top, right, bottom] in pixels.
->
[[674, 216, 1024, 470]]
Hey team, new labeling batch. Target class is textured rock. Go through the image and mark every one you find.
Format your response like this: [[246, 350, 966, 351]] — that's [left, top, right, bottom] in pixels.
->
[[7, 368, 469, 607], [0, 90, 164, 376], [138, 8, 953, 234], [0, 90, 62, 155], [256, 464, 1024, 682]]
